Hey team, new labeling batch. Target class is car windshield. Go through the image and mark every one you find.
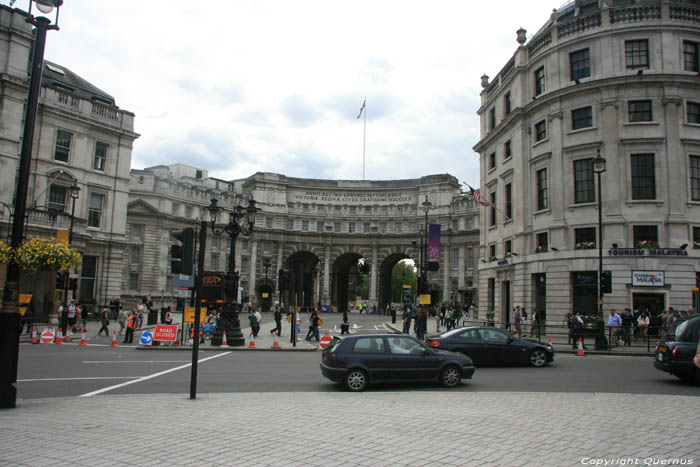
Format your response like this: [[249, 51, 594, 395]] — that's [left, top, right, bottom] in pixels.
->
[[325, 337, 342, 353]]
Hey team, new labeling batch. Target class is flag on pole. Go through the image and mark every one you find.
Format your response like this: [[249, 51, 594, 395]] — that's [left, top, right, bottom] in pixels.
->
[[463, 181, 491, 207], [356, 99, 366, 119]]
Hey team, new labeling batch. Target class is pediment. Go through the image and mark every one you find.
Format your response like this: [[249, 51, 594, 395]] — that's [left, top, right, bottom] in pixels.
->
[[127, 199, 160, 215]]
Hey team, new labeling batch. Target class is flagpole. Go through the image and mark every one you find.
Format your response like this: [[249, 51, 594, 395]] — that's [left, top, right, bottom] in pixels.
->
[[362, 96, 366, 180]]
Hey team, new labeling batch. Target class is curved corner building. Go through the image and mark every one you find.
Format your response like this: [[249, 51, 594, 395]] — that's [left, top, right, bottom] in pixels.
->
[[473, 0, 700, 327]]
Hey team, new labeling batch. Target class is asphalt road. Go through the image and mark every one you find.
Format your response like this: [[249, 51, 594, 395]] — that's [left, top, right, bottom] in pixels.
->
[[16, 342, 700, 400]]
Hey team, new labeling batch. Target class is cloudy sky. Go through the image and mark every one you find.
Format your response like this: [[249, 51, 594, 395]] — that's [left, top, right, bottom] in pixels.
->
[[18, 0, 552, 186]]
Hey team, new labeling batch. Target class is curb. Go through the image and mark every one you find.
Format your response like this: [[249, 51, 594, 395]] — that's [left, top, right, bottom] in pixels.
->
[[135, 344, 319, 352]]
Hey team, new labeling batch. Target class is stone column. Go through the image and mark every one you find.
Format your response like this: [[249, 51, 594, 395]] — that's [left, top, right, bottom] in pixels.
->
[[442, 240, 450, 303], [276, 242, 284, 296], [369, 247, 378, 304], [323, 245, 331, 306]]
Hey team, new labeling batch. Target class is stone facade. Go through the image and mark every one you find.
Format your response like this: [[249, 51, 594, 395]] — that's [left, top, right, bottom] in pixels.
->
[[126, 166, 480, 312], [0, 6, 138, 315], [473, 0, 700, 327]]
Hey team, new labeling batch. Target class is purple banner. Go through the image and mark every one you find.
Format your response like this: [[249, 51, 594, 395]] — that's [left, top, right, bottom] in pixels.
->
[[428, 223, 441, 260]]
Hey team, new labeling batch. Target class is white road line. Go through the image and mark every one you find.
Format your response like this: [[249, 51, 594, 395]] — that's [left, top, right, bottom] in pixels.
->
[[19, 377, 142, 382], [82, 361, 190, 364], [79, 351, 231, 397]]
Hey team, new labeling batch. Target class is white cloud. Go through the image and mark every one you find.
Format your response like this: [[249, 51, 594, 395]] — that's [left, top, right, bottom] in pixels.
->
[[25, 0, 552, 187]]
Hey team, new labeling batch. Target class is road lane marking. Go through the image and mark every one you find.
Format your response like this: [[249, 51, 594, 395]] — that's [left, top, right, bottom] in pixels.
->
[[19, 377, 142, 382], [82, 360, 191, 364], [78, 351, 231, 397]]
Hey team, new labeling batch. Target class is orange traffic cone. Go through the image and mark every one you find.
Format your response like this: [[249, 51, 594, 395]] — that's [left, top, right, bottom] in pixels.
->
[[55, 328, 64, 344], [31, 326, 38, 344], [577, 337, 585, 356], [548, 337, 552, 346], [64, 328, 72, 342], [221, 331, 228, 347], [79, 328, 87, 346], [110, 330, 118, 347], [248, 331, 256, 349], [271, 330, 281, 349]]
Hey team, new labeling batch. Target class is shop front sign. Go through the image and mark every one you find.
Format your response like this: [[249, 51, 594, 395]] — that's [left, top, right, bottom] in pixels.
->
[[632, 271, 664, 287]]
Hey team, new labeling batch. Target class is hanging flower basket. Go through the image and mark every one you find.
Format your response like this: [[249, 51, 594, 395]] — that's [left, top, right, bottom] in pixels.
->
[[693, 242, 700, 250], [0, 240, 11, 264], [575, 241, 596, 250], [13, 237, 82, 272], [635, 241, 659, 249], [535, 246, 548, 253]]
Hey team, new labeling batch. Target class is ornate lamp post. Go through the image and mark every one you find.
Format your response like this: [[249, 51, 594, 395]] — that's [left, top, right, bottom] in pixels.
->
[[60, 182, 80, 335], [420, 195, 433, 296], [205, 197, 259, 346], [1, 0, 63, 410], [593, 150, 607, 321]]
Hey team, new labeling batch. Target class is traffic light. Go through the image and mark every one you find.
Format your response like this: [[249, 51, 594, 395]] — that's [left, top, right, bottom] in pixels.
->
[[278, 269, 290, 290], [600, 271, 612, 294], [171, 228, 194, 275]]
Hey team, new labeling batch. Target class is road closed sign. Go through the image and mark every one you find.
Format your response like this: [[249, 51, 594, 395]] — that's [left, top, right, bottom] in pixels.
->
[[153, 325, 178, 342]]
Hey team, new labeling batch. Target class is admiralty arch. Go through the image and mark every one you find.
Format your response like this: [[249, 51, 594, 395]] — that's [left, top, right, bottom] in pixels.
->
[[125, 165, 480, 312]]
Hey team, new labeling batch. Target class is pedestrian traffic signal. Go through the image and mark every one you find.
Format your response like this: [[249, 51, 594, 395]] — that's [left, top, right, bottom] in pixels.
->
[[278, 269, 290, 291], [171, 228, 194, 275], [600, 271, 612, 294]]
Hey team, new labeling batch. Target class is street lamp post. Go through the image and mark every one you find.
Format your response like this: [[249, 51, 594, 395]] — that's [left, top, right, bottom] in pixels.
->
[[205, 197, 259, 346], [420, 195, 433, 296], [593, 150, 607, 322], [0, 0, 63, 410], [60, 182, 80, 336]]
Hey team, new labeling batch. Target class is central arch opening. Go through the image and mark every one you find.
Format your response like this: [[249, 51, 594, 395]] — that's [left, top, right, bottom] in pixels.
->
[[285, 251, 320, 311]]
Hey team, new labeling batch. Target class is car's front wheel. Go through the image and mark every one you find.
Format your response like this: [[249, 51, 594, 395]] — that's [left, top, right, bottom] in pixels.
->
[[440, 365, 462, 388], [344, 369, 368, 391], [529, 349, 547, 367]]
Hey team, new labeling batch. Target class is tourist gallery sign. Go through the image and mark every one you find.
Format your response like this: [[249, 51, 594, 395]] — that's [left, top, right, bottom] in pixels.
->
[[632, 271, 665, 287], [607, 248, 689, 257], [291, 189, 414, 205]]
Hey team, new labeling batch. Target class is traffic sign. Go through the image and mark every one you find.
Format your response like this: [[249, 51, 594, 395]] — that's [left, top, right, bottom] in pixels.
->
[[319, 335, 333, 349], [40, 329, 55, 344], [154, 325, 178, 341], [140, 331, 153, 346], [184, 307, 206, 324]]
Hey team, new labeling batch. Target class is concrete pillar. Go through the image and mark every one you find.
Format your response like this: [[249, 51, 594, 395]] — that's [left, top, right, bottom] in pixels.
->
[[323, 245, 331, 306], [369, 247, 378, 303]]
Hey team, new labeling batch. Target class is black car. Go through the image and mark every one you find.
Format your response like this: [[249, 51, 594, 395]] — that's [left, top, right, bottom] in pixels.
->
[[425, 326, 554, 367], [320, 333, 475, 391], [653, 316, 700, 384]]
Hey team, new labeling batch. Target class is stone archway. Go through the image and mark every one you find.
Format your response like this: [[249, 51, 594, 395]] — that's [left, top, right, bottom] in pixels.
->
[[332, 252, 366, 313], [285, 251, 320, 311], [256, 278, 274, 313], [378, 253, 412, 311]]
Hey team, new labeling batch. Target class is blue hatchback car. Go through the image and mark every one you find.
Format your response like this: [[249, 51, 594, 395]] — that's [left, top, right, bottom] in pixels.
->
[[320, 333, 475, 391]]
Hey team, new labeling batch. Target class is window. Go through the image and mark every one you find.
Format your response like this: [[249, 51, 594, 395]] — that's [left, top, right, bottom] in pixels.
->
[[688, 102, 700, 124], [504, 183, 512, 219], [535, 120, 547, 142], [263, 241, 271, 254], [387, 336, 425, 355], [504, 140, 512, 160], [489, 244, 496, 260], [633, 225, 658, 247], [489, 191, 496, 227], [694, 226, 700, 245], [536, 169, 548, 210], [487, 278, 495, 311], [683, 41, 699, 72], [690, 155, 700, 201], [505, 240, 512, 255], [349, 222, 356, 233], [302, 220, 309, 231], [451, 248, 459, 268], [570, 48, 590, 81], [411, 223, 417, 233], [380, 222, 387, 234], [534, 67, 545, 96], [196, 170, 203, 179], [631, 153, 656, 200], [574, 159, 594, 203], [287, 219, 294, 230], [317, 221, 324, 233], [241, 239, 249, 252], [54, 130, 72, 162], [185, 206, 192, 218], [363, 222, 370, 233], [504, 92, 511, 115], [171, 203, 179, 216], [88, 193, 104, 228], [395, 222, 402, 233], [489, 152, 496, 170], [625, 39, 649, 69], [210, 255, 218, 271], [575, 227, 596, 248], [572, 272, 597, 317], [266, 217, 273, 229], [211, 236, 219, 249], [334, 222, 340, 233], [629, 100, 652, 122], [537, 232, 549, 251], [452, 219, 459, 231], [466, 218, 474, 230], [467, 247, 474, 268], [130, 247, 140, 265], [572, 106, 593, 130], [129, 273, 138, 291], [48, 185, 67, 212], [353, 337, 386, 354], [489, 108, 496, 130], [240, 257, 249, 274], [78, 255, 97, 299], [93, 142, 108, 171], [131, 224, 143, 239]]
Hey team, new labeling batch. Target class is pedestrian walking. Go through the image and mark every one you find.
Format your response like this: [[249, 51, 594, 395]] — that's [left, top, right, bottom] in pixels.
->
[[136, 300, 146, 329], [97, 308, 110, 336], [607, 309, 622, 346], [67, 300, 78, 333], [307, 311, 321, 342], [638, 310, 650, 342], [118, 305, 127, 335], [79, 305, 88, 333], [341, 311, 349, 335], [571, 312, 585, 349], [124, 310, 137, 343], [248, 311, 260, 337], [164, 309, 173, 325], [512, 306, 522, 338], [621, 308, 634, 346], [390, 305, 396, 324], [414, 308, 426, 341], [270, 306, 283, 337]]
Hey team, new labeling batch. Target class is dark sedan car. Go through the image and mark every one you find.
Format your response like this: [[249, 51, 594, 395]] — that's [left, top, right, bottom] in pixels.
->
[[425, 326, 554, 367], [654, 316, 700, 384], [320, 333, 475, 391]]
